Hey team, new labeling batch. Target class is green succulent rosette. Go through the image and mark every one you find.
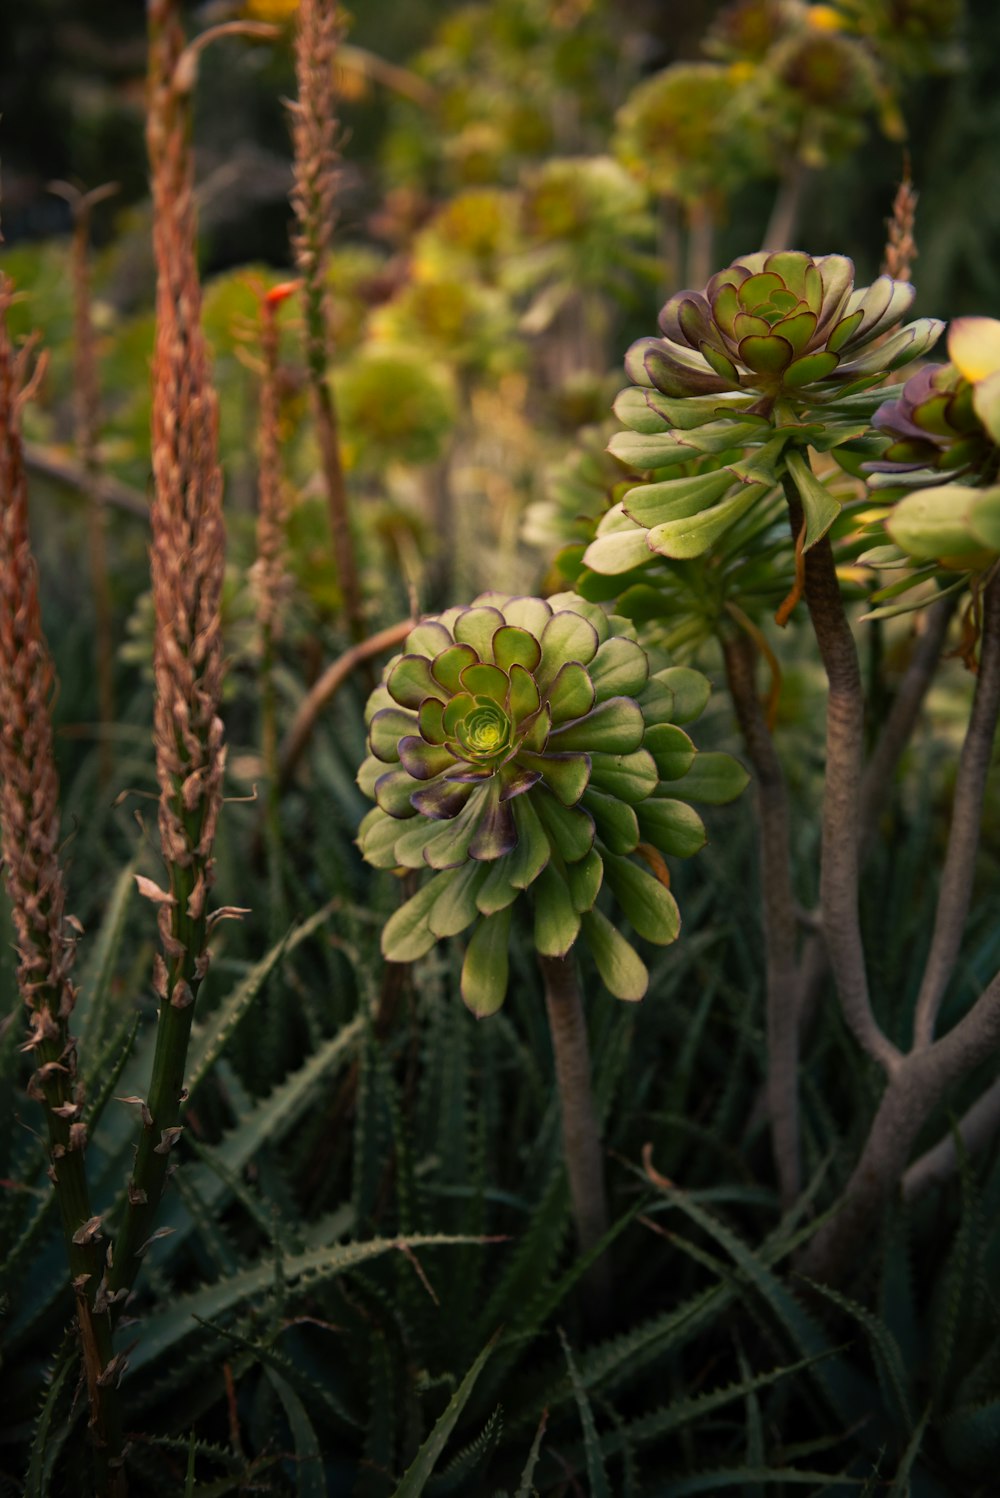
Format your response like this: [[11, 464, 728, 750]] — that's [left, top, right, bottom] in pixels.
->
[[583, 250, 942, 582], [522, 421, 798, 654], [357, 591, 748, 1015], [860, 317, 1000, 619]]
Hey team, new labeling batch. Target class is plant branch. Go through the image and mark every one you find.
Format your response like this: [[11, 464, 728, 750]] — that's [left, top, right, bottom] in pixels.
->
[[859, 593, 957, 859], [278, 618, 414, 788], [783, 472, 900, 1074], [912, 576, 1000, 1047], [902, 1072, 1000, 1199], [802, 964, 1000, 1282], [23, 442, 148, 517], [721, 625, 801, 1205], [538, 952, 611, 1311]]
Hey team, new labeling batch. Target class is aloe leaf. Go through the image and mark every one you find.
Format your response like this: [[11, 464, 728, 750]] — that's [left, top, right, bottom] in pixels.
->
[[154, 1020, 363, 1252], [128, 1235, 489, 1376], [74, 856, 140, 1066], [560, 1327, 611, 1498], [514, 1410, 549, 1498], [24, 1337, 77, 1498], [265, 1368, 327, 1498], [888, 1406, 930, 1496], [801, 1277, 915, 1432], [187, 900, 339, 1096], [659, 1466, 863, 1493], [391, 1331, 500, 1497]]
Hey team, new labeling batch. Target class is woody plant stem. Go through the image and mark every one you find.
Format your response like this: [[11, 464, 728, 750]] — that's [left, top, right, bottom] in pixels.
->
[[290, 0, 366, 648], [538, 952, 611, 1309]]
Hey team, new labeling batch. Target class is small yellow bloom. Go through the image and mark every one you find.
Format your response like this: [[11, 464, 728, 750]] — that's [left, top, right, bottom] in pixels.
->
[[245, 0, 299, 22], [727, 61, 757, 85], [806, 5, 845, 31], [948, 317, 1000, 384]]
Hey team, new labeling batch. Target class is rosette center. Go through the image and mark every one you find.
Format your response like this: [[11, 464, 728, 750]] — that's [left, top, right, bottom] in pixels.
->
[[455, 699, 512, 762]]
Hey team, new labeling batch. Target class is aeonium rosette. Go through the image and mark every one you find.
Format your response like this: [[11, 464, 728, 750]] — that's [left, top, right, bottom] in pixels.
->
[[584, 250, 942, 585], [357, 591, 747, 1015], [861, 316, 1000, 616]]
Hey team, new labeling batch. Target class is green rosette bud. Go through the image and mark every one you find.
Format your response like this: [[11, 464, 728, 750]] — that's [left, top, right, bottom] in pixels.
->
[[357, 592, 747, 1015], [632, 251, 940, 414], [583, 251, 942, 579]]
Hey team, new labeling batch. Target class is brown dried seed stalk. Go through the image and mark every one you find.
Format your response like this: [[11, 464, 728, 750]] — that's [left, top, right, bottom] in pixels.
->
[[290, 0, 366, 646], [882, 172, 918, 284], [107, 0, 228, 1304], [252, 288, 294, 644], [0, 275, 123, 1486]]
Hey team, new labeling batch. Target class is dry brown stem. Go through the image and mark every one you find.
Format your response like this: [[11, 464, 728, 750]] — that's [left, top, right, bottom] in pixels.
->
[[290, 0, 366, 646], [108, 0, 228, 1307], [881, 170, 918, 283], [251, 287, 295, 646], [0, 275, 123, 1490], [54, 182, 118, 786]]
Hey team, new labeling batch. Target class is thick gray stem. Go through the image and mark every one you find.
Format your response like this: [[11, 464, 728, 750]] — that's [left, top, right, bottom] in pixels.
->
[[722, 630, 801, 1205], [539, 953, 610, 1277], [859, 595, 957, 859], [903, 1073, 1000, 1200], [787, 479, 900, 1074], [802, 968, 1000, 1283], [912, 578, 1000, 1047]]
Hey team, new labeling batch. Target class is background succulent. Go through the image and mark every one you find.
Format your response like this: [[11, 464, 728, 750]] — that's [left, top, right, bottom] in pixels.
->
[[861, 315, 1000, 615], [357, 590, 747, 1014]]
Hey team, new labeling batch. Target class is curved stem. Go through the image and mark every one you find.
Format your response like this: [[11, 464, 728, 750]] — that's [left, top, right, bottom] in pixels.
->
[[538, 953, 611, 1307], [903, 1073, 1000, 1200], [278, 617, 415, 788], [912, 577, 1000, 1047], [782, 473, 900, 1075], [721, 628, 801, 1205], [859, 594, 957, 860], [802, 965, 1000, 1283]]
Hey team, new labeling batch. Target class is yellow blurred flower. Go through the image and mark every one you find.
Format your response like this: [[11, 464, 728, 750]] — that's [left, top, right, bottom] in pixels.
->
[[245, 0, 299, 21]]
